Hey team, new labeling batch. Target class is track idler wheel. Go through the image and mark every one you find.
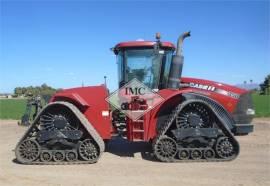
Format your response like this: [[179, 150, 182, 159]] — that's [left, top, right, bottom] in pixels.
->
[[53, 151, 65, 162], [66, 150, 78, 162], [153, 136, 177, 162], [78, 139, 99, 162], [178, 149, 190, 160], [40, 150, 52, 162], [190, 149, 203, 160], [215, 137, 235, 159], [15, 139, 41, 163]]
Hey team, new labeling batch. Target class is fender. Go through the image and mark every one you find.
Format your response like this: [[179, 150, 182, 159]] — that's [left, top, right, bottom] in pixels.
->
[[49, 86, 111, 140], [181, 92, 236, 130], [50, 93, 89, 110]]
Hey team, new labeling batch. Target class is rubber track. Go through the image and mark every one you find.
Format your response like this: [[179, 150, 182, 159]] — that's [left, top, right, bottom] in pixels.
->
[[153, 93, 240, 162], [15, 101, 105, 165], [22, 160, 97, 165]]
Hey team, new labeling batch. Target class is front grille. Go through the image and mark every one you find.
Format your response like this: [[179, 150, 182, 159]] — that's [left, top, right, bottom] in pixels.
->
[[232, 92, 254, 124]]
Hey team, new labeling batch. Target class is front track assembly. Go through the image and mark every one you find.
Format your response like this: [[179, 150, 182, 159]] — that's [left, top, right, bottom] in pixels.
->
[[153, 94, 240, 163]]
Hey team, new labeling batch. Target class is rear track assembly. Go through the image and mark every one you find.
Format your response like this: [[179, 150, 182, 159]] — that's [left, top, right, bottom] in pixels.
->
[[15, 102, 105, 165]]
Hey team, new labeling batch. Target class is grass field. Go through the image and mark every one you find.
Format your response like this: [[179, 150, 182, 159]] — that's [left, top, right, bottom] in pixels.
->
[[252, 94, 270, 117], [0, 99, 27, 120], [0, 94, 269, 119]]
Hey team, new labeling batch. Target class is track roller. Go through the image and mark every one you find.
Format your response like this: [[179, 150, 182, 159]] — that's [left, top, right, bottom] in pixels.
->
[[66, 150, 78, 162], [53, 151, 65, 162], [40, 150, 52, 162], [190, 149, 203, 160], [178, 149, 190, 160], [204, 148, 215, 159]]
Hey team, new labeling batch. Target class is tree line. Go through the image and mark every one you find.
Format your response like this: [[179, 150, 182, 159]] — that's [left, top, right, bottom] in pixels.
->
[[14, 83, 60, 97]]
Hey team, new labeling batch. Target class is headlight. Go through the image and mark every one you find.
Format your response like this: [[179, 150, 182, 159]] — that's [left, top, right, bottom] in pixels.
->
[[246, 108, 255, 115]]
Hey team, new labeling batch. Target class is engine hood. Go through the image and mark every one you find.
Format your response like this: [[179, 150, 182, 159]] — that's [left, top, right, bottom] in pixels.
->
[[180, 77, 248, 99]]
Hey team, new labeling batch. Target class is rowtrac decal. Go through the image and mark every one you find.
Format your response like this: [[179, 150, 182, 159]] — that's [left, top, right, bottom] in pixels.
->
[[189, 83, 240, 99]]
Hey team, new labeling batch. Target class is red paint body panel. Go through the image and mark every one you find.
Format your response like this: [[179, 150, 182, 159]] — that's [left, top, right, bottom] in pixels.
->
[[49, 77, 248, 142], [115, 41, 175, 49], [181, 77, 248, 113], [50, 85, 112, 140]]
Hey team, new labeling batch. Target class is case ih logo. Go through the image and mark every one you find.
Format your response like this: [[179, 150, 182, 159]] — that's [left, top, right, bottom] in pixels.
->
[[106, 78, 164, 121]]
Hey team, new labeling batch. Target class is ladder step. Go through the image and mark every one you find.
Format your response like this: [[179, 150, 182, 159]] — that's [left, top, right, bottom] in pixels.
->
[[130, 110, 145, 113], [134, 120, 144, 122], [133, 129, 144, 132], [133, 139, 143, 142]]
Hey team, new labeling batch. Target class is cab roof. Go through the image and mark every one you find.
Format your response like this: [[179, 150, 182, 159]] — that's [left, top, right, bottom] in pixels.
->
[[114, 41, 175, 51]]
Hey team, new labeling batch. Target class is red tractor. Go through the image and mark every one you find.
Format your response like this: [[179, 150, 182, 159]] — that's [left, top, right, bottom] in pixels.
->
[[15, 32, 254, 164]]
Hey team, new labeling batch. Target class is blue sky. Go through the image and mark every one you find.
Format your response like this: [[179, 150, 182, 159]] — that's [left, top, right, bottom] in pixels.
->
[[0, 0, 269, 93]]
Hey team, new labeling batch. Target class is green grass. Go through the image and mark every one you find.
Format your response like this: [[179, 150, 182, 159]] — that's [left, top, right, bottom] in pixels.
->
[[252, 94, 270, 117], [0, 99, 27, 120]]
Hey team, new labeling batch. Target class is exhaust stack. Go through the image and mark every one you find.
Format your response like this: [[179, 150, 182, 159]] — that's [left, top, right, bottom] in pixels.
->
[[167, 31, 191, 89]]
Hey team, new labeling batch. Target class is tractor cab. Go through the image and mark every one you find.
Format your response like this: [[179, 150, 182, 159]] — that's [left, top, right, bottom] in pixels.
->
[[113, 40, 176, 90]]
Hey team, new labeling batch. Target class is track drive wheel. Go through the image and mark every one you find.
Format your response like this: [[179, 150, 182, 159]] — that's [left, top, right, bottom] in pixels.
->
[[153, 136, 177, 162], [15, 139, 41, 163], [78, 139, 99, 163]]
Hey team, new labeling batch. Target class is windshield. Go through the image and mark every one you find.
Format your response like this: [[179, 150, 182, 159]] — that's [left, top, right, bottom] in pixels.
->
[[117, 49, 173, 89], [125, 49, 162, 88]]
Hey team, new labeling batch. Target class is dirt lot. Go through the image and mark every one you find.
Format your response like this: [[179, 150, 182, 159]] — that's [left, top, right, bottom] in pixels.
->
[[0, 119, 269, 186]]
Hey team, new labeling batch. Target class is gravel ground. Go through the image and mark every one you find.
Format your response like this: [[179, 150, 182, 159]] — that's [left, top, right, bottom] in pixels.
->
[[0, 118, 269, 186]]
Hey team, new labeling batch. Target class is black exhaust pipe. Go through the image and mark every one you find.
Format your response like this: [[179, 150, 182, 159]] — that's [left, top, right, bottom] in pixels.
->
[[167, 31, 191, 89]]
